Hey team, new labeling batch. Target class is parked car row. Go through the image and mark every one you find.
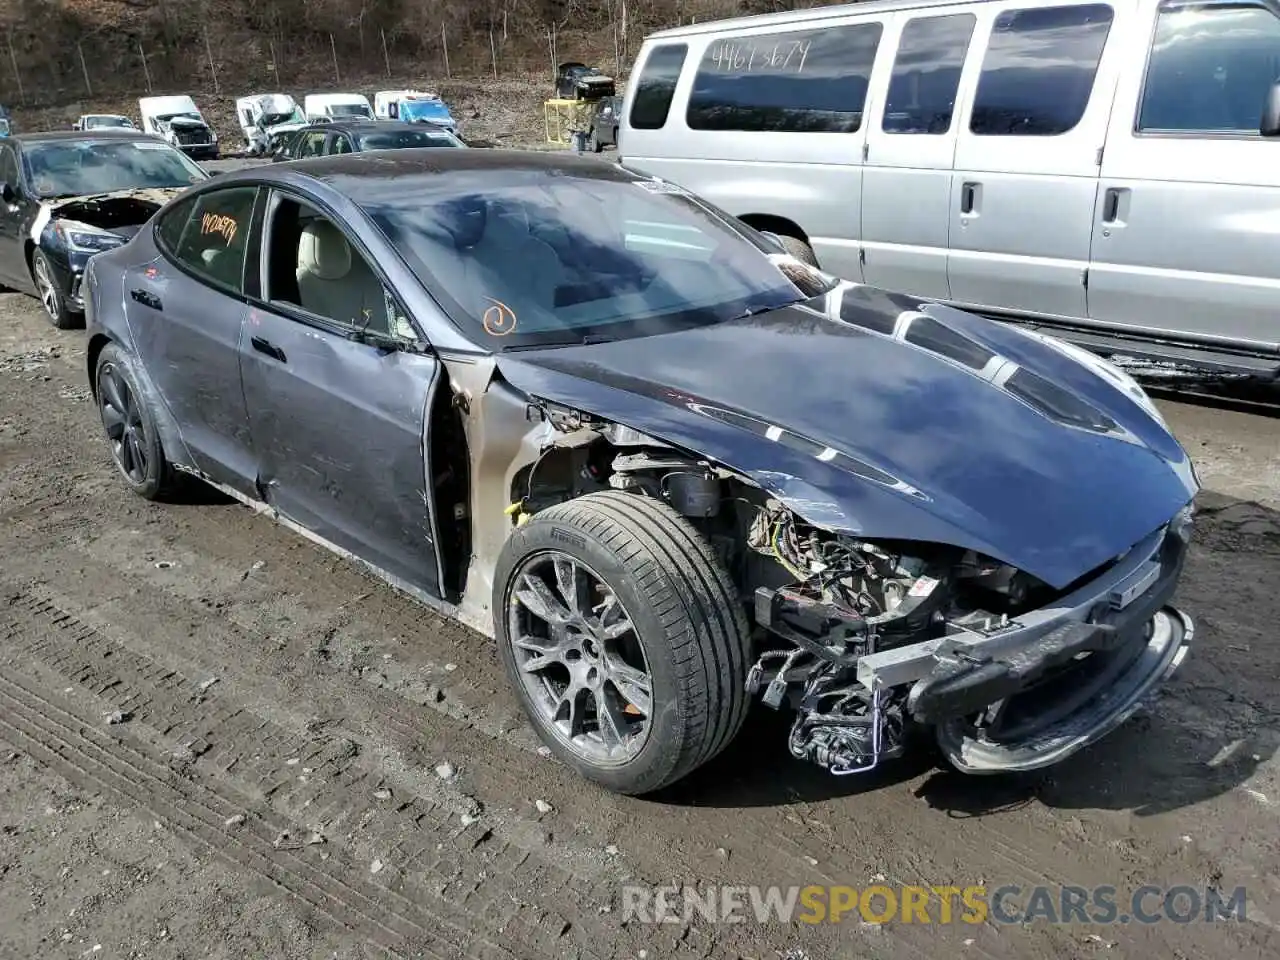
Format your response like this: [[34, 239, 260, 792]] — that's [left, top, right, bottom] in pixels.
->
[[620, 0, 1280, 379]]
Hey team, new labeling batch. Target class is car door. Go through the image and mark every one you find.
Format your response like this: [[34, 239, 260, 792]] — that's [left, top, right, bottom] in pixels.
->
[[1087, 0, 1280, 349], [0, 142, 27, 287], [238, 189, 446, 596], [129, 185, 260, 497], [861, 8, 978, 299], [947, 0, 1127, 320]]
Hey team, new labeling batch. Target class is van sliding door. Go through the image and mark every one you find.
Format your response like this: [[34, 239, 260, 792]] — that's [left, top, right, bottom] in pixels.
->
[[862, 8, 978, 299], [1088, 0, 1280, 351], [946, 0, 1131, 321]]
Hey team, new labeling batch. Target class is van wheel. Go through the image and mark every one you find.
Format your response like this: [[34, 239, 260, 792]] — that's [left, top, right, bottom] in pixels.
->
[[493, 491, 751, 795], [778, 235, 819, 267]]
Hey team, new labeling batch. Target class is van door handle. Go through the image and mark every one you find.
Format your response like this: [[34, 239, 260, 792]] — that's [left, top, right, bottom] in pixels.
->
[[129, 288, 162, 311], [960, 182, 979, 215], [1102, 187, 1123, 223], [251, 336, 287, 363]]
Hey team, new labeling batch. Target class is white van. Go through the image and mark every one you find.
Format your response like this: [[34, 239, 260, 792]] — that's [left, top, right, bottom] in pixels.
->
[[138, 95, 218, 160], [304, 93, 375, 124], [236, 93, 306, 154], [621, 0, 1280, 377]]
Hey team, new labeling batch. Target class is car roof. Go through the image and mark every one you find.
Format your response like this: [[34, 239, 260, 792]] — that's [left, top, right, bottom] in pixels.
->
[[258, 148, 638, 198], [307, 120, 442, 135], [14, 130, 161, 144]]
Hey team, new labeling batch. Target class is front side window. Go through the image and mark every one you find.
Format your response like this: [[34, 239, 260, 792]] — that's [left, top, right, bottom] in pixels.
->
[[0, 145, 18, 188], [158, 187, 257, 293], [359, 170, 831, 349], [21, 139, 207, 198], [330, 134, 355, 155], [299, 131, 328, 157], [1139, 2, 1280, 133], [884, 14, 977, 134], [687, 23, 884, 133], [262, 195, 414, 338], [970, 4, 1115, 136], [629, 44, 688, 130]]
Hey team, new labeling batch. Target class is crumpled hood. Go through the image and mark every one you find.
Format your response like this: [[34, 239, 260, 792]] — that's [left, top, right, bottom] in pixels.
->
[[495, 282, 1197, 589], [164, 116, 209, 129]]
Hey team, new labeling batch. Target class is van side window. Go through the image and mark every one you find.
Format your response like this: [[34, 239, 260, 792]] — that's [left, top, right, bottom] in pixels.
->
[[1138, 2, 1280, 134], [884, 13, 977, 134], [630, 44, 689, 130], [970, 4, 1114, 136], [686, 23, 883, 133]]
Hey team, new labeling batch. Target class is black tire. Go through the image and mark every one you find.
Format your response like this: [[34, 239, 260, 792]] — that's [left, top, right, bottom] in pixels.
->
[[94, 342, 178, 501], [493, 491, 752, 795], [777, 234, 820, 267], [590, 133, 604, 153], [31, 249, 76, 330]]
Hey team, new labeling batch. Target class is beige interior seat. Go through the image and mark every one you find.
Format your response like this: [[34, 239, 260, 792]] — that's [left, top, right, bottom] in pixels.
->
[[296, 219, 387, 331]]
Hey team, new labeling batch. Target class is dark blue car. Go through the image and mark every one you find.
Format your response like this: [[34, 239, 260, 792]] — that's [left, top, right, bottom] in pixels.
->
[[81, 150, 1197, 795]]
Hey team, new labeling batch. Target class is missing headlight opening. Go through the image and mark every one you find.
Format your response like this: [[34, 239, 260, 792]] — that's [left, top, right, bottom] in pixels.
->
[[504, 396, 1192, 782]]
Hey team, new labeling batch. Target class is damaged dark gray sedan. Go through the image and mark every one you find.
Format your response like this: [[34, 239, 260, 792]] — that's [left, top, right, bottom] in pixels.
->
[[82, 151, 1197, 795], [0, 130, 208, 328]]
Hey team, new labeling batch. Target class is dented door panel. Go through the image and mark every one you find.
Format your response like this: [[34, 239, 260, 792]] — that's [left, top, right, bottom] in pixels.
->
[[238, 305, 443, 597]]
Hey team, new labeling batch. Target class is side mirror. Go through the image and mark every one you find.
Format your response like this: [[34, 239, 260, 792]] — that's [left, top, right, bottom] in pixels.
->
[[1, 182, 16, 204], [758, 229, 786, 253], [1262, 81, 1280, 136]]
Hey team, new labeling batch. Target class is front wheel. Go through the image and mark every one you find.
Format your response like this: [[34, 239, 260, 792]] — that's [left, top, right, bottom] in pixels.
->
[[31, 249, 76, 329], [493, 491, 752, 795]]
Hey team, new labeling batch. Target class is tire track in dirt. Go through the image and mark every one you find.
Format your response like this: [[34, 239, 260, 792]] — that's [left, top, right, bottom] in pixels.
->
[[0, 584, 638, 960]]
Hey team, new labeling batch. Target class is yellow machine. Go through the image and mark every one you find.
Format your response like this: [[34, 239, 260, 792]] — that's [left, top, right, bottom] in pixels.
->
[[544, 98, 596, 145]]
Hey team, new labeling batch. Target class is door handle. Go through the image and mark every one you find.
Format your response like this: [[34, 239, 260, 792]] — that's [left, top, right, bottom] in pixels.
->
[[129, 288, 162, 311], [251, 336, 286, 363], [1102, 187, 1123, 223], [960, 182, 979, 215]]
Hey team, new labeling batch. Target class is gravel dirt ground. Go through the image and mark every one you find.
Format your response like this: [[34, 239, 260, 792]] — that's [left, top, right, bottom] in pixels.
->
[[0, 283, 1278, 960]]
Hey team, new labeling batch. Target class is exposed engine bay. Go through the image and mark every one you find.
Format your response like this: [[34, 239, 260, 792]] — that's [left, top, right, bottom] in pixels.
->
[[49, 190, 175, 235], [474, 396, 1178, 779]]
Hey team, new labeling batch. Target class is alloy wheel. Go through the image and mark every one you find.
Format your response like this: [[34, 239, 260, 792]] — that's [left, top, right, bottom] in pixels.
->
[[97, 362, 149, 484], [507, 551, 653, 765], [33, 256, 58, 320]]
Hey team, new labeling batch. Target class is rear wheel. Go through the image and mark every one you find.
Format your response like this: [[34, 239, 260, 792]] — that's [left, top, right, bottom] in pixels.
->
[[94, 343, 177, 501], [493, 491, 752, 795]]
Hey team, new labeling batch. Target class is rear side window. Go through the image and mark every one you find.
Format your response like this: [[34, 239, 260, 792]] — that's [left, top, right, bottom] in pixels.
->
[[1138, 2, 1280, 133], [687, 23, 884, 132], [884, 13, 977, 134], [970, 4, 1115, 136], [630, 44, 688, 130], [158, 186, 257, 293]]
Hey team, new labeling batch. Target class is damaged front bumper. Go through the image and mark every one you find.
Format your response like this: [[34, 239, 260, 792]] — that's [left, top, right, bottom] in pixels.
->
[[751, 509, 1193, 776]]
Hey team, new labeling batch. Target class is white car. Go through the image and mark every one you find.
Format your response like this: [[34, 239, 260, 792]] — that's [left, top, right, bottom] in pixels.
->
[[303, 93, 374, 124], [73, 114, 136, 132], [138, 95, 218, 160]]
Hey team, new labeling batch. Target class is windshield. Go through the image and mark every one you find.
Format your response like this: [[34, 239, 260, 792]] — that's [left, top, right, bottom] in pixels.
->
[[400, 100, 451, 122], [86, 116, 132, 128], [262, 108, 303, 127], [362, 171, 828, 349], [357, 129, 463, 150], [328, 103, 373, 118], [22, 139, 208, 198]]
